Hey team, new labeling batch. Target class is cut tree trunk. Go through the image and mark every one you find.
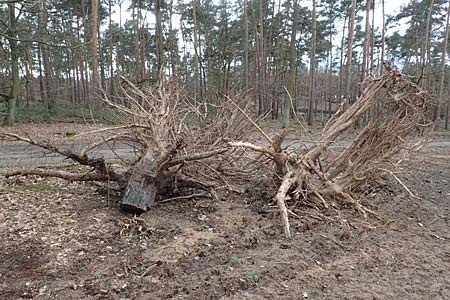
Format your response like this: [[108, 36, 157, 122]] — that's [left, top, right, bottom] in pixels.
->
[[121, 149, 171, 212]]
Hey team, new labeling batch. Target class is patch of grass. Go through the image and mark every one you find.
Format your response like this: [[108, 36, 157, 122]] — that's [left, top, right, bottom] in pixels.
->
[[0, 101, 125, 124], [230, 255, 242, 266], [1, 182, 56, 193], [65, 131, 78, 137], [243, 270, 259, 282]]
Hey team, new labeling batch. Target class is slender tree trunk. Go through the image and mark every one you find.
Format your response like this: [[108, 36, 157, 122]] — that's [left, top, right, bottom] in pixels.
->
[[242, 0, 249, 89], [421, 0, 435, 89], [76, 16, 87, 102], [91, 0, 100, 91], [3, 3, 19, 126], [251, 0, 261, 114], [283, 0, 299, 128], [168, 0, 177, 77], [343, 0, 357, 109], [381, 0, 385, 73], [361, 0, 371, 82], [37, 41, 45, 102], [327, 2, 334, 118], [38, 0, 53, 110], [370, 0, 376, 74], [98, 26, 106, 90], [259, 0, 267, 113], [338, 15, 347, 103], [140, 3, 146, 79], [108, 0, 114, 96], [446, 73, 450, 130], [193, 0, 200, 102], [307, 0, 317, 126], [435, 1, 450, 129], [82, 0, 91, 100], [69, 14, 80, 103], [61, 17, 73, 103], [25, 47, 36, 105], [155, 0, 163, 80], [272, 0, 283, 119], [132, 0, 139, 81], [118, 1, 125, 73]]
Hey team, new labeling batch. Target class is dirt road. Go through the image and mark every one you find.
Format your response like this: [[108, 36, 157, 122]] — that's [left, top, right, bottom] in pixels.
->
[[0, 142, 137, 168], [1, 139, 449, 168]]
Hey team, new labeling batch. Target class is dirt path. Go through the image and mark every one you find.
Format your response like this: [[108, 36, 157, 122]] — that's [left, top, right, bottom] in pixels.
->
[[0, 141, 449, 299]]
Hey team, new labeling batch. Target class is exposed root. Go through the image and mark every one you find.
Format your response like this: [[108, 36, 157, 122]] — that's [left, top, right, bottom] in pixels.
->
[[268, 64, 430, 237]]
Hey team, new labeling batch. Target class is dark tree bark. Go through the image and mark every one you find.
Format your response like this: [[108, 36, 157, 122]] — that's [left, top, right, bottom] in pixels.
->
[[108, 0, 115, 96], [3, 3, 19, 126], [307, 0, 317, 126], [242, 0, 249, 89], [155, 0, 163, 80], [192, 0, 201, 102], [38, 0, 53, 110]]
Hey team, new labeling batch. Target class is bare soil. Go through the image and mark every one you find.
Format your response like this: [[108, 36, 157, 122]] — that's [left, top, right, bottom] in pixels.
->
[[0, 132, 449, 299]]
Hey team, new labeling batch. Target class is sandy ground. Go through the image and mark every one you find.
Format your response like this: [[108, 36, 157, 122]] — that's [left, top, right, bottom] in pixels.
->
[[0, 124, 449, 299]]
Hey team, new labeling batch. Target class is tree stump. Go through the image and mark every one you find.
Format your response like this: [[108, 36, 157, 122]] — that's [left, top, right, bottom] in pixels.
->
[[120, 150, 165, 212]]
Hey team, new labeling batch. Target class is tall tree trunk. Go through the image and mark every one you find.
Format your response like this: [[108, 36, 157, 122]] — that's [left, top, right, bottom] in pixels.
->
[[307, 0, 317, 126], [25, 47, 36, 105], [118, 1, 125, 73], [192, 0, 200, 102], [242, 0, 249, 89], [343, 0, 357, 109], [168, 0, 177, 77], [370, 0, 376, 74], [132, 0, 140, 81], [338, 15, 347, 103], [251, 0, 261, 114], [76, 16, 87, 102], [61, 17, 73, 103], [91, 0, 100, 90], [446, 73, 450, 130], [38, 0, 53, 110], [108, 0, 114, 96], [435, 1, 450, 129], [258, 0, 267, 114], [98, 26, 106, 90], [283, 0, 299, 128], [155, 0, 163, 80], [69, 13, 80, 103], [381, 0, 385, 73], [3, 3, 19, 126], [81, 0, 91, 100], [327, 1, 334, 118], [272, 0, 283, 119], [361, 0, 371, 82], [421, 0, 435, 89]]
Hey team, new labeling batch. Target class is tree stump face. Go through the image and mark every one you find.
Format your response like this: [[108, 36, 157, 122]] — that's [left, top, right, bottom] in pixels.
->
[[120, 151, 161, 213]]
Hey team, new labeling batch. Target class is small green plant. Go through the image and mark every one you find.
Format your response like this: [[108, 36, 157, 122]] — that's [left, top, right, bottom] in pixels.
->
[[230, 255, 242, 266], [65, 131, 78, 137], [243, 270, 259, 282]]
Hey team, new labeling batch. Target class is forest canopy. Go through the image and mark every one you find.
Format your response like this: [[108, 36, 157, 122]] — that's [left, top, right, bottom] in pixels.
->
[[0, 0, 449, 128]]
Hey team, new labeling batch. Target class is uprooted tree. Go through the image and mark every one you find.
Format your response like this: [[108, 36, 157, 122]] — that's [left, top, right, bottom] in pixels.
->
[[0, 65, 430, 237]]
